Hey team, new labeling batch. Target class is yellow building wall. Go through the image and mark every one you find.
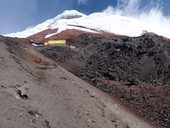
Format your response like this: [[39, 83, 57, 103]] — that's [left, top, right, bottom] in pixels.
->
[[44, 40, 66, 46]]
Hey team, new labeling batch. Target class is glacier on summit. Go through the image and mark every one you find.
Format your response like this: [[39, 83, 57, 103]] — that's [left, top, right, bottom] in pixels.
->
[[6, 10, 170, 39]]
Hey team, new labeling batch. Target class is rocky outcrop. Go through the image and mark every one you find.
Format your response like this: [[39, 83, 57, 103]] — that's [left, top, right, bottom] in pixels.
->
[[38, 32, 170, 128]]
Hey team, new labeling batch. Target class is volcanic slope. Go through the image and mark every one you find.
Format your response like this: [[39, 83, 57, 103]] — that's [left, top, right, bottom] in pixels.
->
[[0, 36, 153, 128], [37, 32, 170, 128]]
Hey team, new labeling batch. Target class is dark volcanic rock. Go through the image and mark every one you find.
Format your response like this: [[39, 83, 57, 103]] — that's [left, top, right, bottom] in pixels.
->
[[37, 33, 170, 128]]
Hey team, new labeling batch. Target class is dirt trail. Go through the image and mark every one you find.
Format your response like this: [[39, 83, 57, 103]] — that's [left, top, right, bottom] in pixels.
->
[[0, 38, 153, 128]]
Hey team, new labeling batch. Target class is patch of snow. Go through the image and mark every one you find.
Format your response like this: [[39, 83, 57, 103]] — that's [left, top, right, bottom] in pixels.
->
[[45, 32, 58, 39], [70, 45, 76, 49], [32, 43, 39, 46]]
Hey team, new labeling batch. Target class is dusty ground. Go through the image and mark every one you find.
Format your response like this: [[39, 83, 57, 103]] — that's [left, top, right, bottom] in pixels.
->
[[37, 33, 170, 128], [0, 36, 153, 128]]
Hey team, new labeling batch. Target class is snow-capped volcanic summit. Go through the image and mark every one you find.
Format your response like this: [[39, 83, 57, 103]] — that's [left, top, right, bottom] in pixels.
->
[[6, 10, 170, 40]]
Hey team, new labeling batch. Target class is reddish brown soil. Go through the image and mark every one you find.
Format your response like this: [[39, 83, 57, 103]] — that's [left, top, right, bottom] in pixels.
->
[[44, 29, 88, 41], [28, 29, 58, 42], [27, 28, 117, 43]]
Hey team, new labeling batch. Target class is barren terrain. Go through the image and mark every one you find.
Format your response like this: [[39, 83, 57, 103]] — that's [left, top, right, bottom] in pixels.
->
[[37, 33, 170, 128], [0, 36, 153, 128]]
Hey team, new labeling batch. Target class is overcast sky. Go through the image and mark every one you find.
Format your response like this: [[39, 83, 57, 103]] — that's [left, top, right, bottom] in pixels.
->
[[0, 0, 169, 35]]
